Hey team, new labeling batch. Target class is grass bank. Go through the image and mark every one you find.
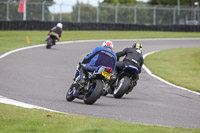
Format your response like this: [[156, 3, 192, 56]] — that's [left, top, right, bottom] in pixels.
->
[[144, 48, 200, 92], [0, 31, 200, 54], [0, 103, 199, 133]]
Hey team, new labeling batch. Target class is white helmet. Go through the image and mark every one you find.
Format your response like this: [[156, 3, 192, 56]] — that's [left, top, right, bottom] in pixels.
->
[[102, 40, 114, 49], [57, 23, 63, 29]]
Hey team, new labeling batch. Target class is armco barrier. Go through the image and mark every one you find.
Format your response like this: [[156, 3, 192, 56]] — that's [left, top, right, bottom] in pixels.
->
[[0, 21, 200, 32]]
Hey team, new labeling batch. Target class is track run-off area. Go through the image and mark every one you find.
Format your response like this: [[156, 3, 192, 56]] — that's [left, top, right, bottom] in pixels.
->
[[0, 38, 200, 128]]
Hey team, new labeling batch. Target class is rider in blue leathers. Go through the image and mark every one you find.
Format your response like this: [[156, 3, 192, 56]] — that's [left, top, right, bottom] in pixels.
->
[[83, 45, 117, 71], [73, 40, 117, 86]]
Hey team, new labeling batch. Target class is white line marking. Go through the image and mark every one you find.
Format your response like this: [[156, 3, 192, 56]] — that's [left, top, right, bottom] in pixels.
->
[[0, 95, 66, 113], [0, 38, 200, 110]]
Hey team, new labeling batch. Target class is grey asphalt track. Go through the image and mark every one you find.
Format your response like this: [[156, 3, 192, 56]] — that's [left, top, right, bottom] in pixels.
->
[[0, 39, 200, 128]]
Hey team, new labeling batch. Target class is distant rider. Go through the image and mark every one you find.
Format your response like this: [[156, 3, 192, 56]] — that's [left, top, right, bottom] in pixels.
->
[[47, 23, 63, 45], [115, 42, 144, 86], [73, 40, 117, 86]]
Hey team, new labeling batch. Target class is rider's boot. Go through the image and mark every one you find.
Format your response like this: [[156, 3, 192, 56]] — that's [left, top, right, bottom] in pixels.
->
[[126, 82, 137, 94]]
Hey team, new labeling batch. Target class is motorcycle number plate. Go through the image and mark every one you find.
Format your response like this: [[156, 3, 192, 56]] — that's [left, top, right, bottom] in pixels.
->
[[102, 70, 111, 79]]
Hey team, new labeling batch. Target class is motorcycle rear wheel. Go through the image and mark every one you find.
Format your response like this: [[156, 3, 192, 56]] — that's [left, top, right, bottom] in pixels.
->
[[46, 38, 52, 49], [84, 79, 103, 105], [113, 76, 130, 99]]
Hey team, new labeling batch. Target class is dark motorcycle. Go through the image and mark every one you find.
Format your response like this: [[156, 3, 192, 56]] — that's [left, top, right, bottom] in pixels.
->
[[45, 32, 59, 49], [103, 65, 139, 99], [66, 63, 113, 105]]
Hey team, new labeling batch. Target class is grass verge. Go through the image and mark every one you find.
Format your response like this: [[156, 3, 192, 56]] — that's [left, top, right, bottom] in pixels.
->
[[144, 48, 200, 92], [0, 103, 200, 133], [0, 31, 200, 54]]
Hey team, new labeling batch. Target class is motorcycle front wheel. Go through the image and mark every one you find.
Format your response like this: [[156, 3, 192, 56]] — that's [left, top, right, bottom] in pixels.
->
[[66, 86, 77, 101], [84, 79, 103, 105], [113, 76, 130, 99]]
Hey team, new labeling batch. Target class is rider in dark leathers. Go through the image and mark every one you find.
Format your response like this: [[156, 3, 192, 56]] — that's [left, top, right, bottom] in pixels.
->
[[115, 42, 144, 85]]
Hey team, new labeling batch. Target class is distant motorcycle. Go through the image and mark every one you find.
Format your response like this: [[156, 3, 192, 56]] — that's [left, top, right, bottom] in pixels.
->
[[45, 32, 59, 49], [66, 63, 113, 105], [103, 65, 139, 99]]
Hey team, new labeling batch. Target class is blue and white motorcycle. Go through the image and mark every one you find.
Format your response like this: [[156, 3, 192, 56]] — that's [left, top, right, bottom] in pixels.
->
[[66, 63, 113, 105], [103, 65, 139, 98]]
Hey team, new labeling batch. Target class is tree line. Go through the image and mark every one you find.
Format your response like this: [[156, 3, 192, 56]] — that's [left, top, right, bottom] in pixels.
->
[[0, 0, 199, 24], [57, 0, 200, 24]]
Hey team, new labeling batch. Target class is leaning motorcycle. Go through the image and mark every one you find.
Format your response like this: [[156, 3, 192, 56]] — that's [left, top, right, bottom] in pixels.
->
[[45, 32, 59, 49], [103, 65, 139, 99], [66, 63, 113, 105]]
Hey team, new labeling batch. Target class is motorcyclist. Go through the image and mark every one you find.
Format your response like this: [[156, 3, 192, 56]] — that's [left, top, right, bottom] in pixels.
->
[[47, 23, 63, 45], [115, 42, 144, 86], [73, 40, 117, 86]]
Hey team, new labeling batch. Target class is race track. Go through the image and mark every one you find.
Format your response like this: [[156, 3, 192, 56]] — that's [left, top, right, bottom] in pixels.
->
[[0, 38, 200, 128]]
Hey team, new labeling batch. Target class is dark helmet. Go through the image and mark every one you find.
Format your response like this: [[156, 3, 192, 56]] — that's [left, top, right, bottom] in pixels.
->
[[132, 42, 143, 50]]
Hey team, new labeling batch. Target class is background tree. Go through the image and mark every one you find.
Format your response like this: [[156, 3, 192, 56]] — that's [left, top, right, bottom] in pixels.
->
[[71, 2, 97, 22], [0, 0, 7, 20], [102, 0, 136, 5], [148, 0, 200, 7], [25, 0, 53, 21], [148, 0, 200, 24], [0, 0, 54, 21]]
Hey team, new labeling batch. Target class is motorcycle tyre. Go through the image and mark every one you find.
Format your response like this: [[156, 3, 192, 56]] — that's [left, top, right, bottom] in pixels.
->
[[66, 86, 76, 101], [84, 79, 103, 105], [46, 38, 52, 49], [113, 76, 130, 99]]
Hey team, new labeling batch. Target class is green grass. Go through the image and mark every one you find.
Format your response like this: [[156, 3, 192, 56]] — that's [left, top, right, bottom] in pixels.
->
[[145, 48, 200, 92], [0, 103, 200, 133], [0, 31, 200, 54]]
